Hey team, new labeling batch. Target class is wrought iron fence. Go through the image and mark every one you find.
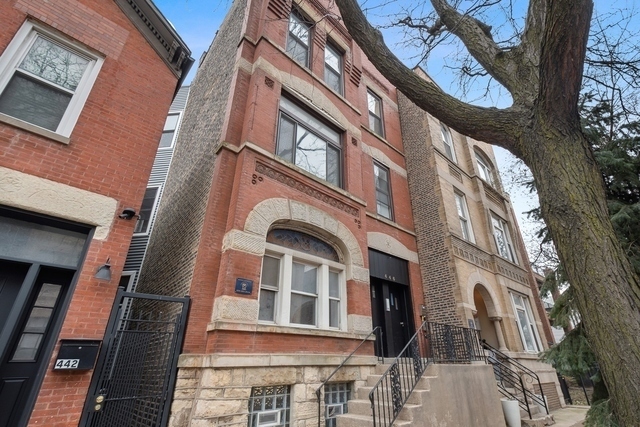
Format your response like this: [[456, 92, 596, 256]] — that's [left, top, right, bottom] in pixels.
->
[[369, 321, 484, 427]]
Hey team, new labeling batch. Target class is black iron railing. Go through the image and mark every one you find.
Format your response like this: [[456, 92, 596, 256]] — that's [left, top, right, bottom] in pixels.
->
[[482, 340, 549, 419], [316, 327, 382, 427], [369, 321, 483, 427]]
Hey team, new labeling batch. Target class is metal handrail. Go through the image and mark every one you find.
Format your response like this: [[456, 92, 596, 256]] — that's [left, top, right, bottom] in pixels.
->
[[482, 340, 541, 379], [369, 321, 483, 427], [483, 341, 549, 418], [315, 326, 382, 427]]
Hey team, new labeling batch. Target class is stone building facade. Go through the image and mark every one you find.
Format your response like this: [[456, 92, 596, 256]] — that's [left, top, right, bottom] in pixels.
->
[[0, 1, 191, 426], [399, 68, 562, 409]]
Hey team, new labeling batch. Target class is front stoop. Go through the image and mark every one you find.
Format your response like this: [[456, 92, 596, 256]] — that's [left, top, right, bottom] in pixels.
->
[[522, 414, 555, 427], [336, 363, 435, 427]]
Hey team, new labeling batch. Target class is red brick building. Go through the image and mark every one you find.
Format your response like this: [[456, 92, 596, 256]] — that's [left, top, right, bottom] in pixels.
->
[[135, 0, 559, 425], [0, 1, 191, 426]]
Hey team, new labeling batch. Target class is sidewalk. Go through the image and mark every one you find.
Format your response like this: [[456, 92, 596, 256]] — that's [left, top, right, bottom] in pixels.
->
[[551, 405, 590, 427]]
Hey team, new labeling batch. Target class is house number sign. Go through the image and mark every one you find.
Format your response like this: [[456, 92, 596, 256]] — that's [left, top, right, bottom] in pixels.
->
[[235, 278, 253, 295]]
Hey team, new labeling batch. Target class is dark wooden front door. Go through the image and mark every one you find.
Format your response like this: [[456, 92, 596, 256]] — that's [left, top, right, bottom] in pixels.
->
[[370, 279, 412, 357], [0, 262, 74, 427]]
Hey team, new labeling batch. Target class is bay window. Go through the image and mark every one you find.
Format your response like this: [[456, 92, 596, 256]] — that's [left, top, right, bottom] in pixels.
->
[[276, 96, 342, 187]]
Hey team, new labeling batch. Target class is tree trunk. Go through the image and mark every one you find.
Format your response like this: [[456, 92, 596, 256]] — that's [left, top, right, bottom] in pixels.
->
[[522, 119, 640, 423]]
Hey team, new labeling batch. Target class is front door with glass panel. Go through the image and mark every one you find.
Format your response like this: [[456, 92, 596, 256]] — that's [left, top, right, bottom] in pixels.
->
[[370, 279, 412, 357], [0, 210, 89, 427]]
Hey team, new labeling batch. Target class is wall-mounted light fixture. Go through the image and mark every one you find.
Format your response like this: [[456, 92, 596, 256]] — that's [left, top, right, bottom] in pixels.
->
[[95, 258, 112, 281], [118, 208, 137, 220]]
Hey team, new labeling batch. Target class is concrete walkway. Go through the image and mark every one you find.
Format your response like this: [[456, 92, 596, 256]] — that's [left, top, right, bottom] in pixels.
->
[[551, 405, 590, 427]]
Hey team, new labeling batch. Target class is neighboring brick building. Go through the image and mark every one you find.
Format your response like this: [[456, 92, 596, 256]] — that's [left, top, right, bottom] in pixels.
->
[[0, 1, 192, 426], [136, 0, 559, 426], [399, 68, 562, 409]]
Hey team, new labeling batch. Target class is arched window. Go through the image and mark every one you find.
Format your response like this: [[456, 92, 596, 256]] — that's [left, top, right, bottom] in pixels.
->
[[258, 229, 346, 330], [475, 150, 495, 186]]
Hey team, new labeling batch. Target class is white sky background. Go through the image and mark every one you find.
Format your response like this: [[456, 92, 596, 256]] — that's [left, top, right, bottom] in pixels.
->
[[155, 0, 636, 260]]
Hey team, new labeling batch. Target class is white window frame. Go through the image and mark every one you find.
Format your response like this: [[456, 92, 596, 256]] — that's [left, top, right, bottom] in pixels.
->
[[373, 161, 393, 220], [440, 124, 457, 163], [454, 191, 474, 243], [510, 292, 542, 353], [286, 9, 311, 68], [276, 96, 342, 187], [491, 213, 517, 264], [475, 152, 495, 186], [367, 89, 384, 137], [258, 243, 347, 331], [158, 112, 181, 149], [0, 21, 104, 139], [134, 186, 160, 235], [324, 42, 343, 95]]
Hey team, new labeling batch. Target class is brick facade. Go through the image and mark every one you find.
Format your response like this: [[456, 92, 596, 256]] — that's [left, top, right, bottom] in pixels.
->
[[0, 1, 190, 426]]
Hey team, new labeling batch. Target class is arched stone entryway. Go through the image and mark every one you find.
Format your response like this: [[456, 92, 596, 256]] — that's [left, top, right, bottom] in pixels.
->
[[473, 284, 507, 351]]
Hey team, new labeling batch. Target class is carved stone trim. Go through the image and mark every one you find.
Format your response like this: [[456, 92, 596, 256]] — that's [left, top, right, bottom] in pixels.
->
[[495, 261, 530, 286], [484, 185, 504, 206], [448, 164, 463, 183], [452, 241, 491, 270], [255, 161, 359, 217]]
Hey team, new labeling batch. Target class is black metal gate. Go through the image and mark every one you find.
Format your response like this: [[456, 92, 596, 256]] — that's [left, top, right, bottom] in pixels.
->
[[80, 289, 189, 427]]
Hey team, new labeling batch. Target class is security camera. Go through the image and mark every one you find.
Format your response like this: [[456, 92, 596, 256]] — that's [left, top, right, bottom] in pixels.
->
[[119, 208, 137, 220]]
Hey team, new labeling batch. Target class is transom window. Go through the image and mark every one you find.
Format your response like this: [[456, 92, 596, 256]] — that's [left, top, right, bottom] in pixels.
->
[[276, 96, 342, 187], [475, 152, 495, 186], [491, 214, 517, 263], [286, 10, 311, 67], [324, 383, 351, 427], [248, 385, 291, 427], [454, 191, 474, 243], [367, 90, 384, 137], [510, 293, 541, 353], [0, 21, 103, 137], [159, 113, 180, 149], [324, 42, 343, 94], [440, 124, 457, 163], [258, 229, 346, 330], [373, 162, 393, 220]]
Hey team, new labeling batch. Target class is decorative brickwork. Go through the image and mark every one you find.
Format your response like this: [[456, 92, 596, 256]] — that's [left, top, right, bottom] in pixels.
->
[[267, 0, 290, 19], [254, 162, 360, 217]]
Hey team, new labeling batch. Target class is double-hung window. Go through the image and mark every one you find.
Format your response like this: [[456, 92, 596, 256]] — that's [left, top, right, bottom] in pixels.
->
[[373, 162, 393, 220], [0, 21, 103, 138], [258, 229, 346, 330], [475, 152, 495, 186], [159, 113, 180, 149], [454, 192, 474, 242], [276, 96, 342, 187], [491, 214, 517, 263], [324, 42, 343, 94], [286, 10, 311, 67], [134, 187, 159, 234], [367, 90, 384, 137], [440, 124, 457, 162], [510, 293, 541, 352]]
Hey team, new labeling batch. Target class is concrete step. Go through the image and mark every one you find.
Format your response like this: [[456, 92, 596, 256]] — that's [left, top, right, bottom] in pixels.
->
[[521, 413, 555, 427], [336, 412, 413, 427]]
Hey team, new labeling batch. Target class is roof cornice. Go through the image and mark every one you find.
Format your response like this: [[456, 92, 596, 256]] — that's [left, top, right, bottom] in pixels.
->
[[115, 0, 194, 89]]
